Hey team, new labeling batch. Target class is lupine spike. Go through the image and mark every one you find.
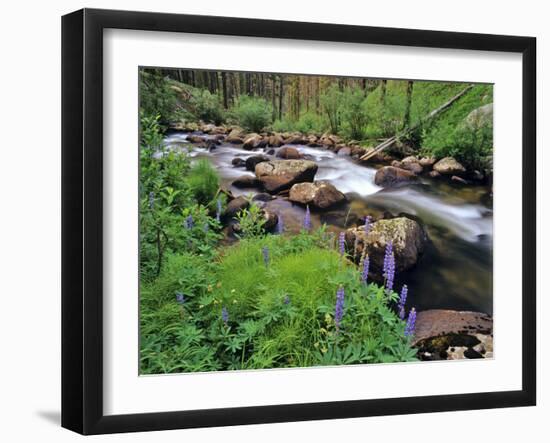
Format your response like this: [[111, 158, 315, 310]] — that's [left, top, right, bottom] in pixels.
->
[[334, 286, 345, 331], [175, 292, 186, 304], [148, 191, 155, 210], [283, 295, 290, 305], [361, 255, 370, 284], [203, 222, 209, 233], [184, 214, 194, 229], [385, 252, 395, 293], [303, 205, 311, 231], [221, 306, 229, 325], [398, 285, 408, 319], [405, 307, 417, 337], [262, 246, 270, 267], [276, 214, 284, 234], [383, 241, 393, 276], [339, 232, 346, 258], [364, 215, 372, 235], [216, 198, 222, 222]]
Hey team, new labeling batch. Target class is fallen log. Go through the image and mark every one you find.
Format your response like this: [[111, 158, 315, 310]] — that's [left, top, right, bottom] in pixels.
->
[[360, 84, 475, 162]]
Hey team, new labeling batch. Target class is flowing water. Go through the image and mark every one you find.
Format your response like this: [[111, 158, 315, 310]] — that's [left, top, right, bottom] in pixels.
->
[[163, 132, 493, 315]]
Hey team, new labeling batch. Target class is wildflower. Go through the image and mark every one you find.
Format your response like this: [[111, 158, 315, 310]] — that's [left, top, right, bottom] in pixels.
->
[[148, 191, 155, 210], [283, 295, 290, 305], [276, 214, 284, 234], [364, 215, 372, 235], [184, 214, 194, 229], [303, 205, 311, 231], [383, 241, 395, 292], [203, 222, 209, 233], [339, 232, 346, 258], [262, 246, 270, 267], [175, 292, 186, 304], [361, 255, 370, 284], [405, 307, 417, 337], [398, 285, 408, 320], [334, 286, 345, 331], [221, 306, 229, 325], [216, 198, 222, 222]]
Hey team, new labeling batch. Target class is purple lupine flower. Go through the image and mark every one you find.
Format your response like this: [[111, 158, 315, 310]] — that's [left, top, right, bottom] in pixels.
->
[[216, 198, 222, 222], [334, 286, 345, 331], [184, 214, 194, 229], [361, 255, 370, 284], [262, 246, 270, 267], [276, 214, 284, 234], [364, 215, 372, 235], [383, 241, 393, 276], [303, 205, 311, 231], [203, 222, 209, 233], [404, 307, 417, 337], [148, 191, 155, 210], [283, 295, 290, 305], [398, 285, 408, 320], [221, 306, 229, 325], [175, 292, 186, 304], [385, 252, 395, 293], [339, 232, 346, 258]]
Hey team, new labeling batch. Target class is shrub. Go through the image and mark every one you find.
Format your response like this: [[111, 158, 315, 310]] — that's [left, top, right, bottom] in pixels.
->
[[191, 89, 225, 124], [232, 95, 272, 132], [340, 87, 368, 140], [319, 84, 342, 134], [139, 69, 177, 125], [186, 159, 220, 206]]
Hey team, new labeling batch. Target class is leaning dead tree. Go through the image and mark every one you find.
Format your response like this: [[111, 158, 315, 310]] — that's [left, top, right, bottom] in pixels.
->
[[360, 84, 474, 162]]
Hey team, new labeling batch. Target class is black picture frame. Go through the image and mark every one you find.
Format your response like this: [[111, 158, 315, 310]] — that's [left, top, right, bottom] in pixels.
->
[[61, 8, 537, 435]]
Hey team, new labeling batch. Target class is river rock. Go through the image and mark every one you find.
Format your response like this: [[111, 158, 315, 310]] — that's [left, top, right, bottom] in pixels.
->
[[277, 146, 303, 159], [226, 127, 246, 144], [429, 170, 441, 178], [289, 181, 346, 209], [345, 217, 427, 273], [268, 133, 284, 147], [224, 196, 250, 218], [231, 157, 246, 167], [307, 135, 321, 147], [245, 155, 270, 171], [419, 156, 436, 168], [337, 147, 352, 156], [433, 157, 466, 175], [252, 193, 275, 202], [186, 134, 206, 143], [284, 133, 308, 145], [412, 309, 493, 360], [243, 133, 264, 150], [255, 160, 318, 194], [171, 121, 199, 132], [464, 103, 493, 130], [451, 175, 469, 185], [374, 166, 418, 187], [232, 175, 260, 188]]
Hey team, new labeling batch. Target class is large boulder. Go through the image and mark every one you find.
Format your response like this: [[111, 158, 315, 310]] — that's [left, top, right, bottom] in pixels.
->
[[374, 166, 418, 187], [464, 103, 493, 130], [268, 133, 284, 147], [243, 133, 264, 150], [412, 310, 493, 360], [276, 146, 303, 160], [337, 147, 352, 156], [223, 196, 250, 218], [245, 154, 270, 171], [433, 157, 466, 175], [345, 217, 427, 274], [231, 157, 246, 168], [255, 160, 318, 194], [289, 181, 346, 209], [232, 175, 260, 188], [226, 127, 246, 144], [186, 134, 206, 143], [419, 156, 437, 169]]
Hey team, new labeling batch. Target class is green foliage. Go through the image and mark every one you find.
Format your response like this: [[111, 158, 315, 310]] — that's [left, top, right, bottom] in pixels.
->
[[186, 159, 220, 206], [139, 69, 177, 125], [191, 89, 225, 124], [235, 202, 266, 239], [319, 84, 342, 134], [140, 232, 417, 374], [231, 95, 273, 132], [340, 87, 368, 140]]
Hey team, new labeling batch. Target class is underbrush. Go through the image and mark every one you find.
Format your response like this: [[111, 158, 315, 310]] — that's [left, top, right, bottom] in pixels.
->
[[140, 232, 418, 374]]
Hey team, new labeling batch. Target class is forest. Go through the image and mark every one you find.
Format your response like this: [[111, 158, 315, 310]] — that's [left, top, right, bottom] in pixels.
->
[[139, 68, 494, 374]]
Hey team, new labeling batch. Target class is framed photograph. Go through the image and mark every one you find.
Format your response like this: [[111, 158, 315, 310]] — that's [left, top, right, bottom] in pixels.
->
[[62, 8, 536, 435]]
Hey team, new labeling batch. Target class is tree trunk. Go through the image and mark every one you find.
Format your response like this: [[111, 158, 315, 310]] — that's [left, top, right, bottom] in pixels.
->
[[380, 79, 387, 104], [278, 76, 284, 121], [221, 71, 228, 109], [402, 80, 414, 130]]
